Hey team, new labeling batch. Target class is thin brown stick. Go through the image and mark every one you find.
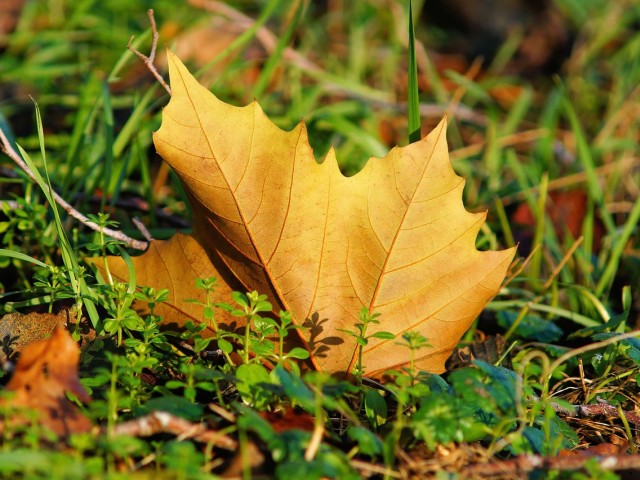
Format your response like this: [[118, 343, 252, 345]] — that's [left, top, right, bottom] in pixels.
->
[[0, 8, 173, 251], [110, 410, 237, 450], [132, 217, 153, 243], [0, 128, 148, 251], [577, 397, 640, 426], [127, 9, 171, 95], [542, 235, 583, 290], [534, 392, 640, 426]]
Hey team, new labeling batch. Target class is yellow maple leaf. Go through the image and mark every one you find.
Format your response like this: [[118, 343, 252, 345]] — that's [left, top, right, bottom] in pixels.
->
[[102, 51, 516, 376]]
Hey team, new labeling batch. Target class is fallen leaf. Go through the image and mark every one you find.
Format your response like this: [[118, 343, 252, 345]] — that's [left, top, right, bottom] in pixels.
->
[[101, 51, 516, 376], [261, 407, 315, 433], [0, 326, 92, 436], [0, 310, 68, 364]]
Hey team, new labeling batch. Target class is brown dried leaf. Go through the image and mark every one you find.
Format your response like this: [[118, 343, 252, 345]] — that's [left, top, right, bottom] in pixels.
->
[[0, 310, 67, 363], [0, 326, 92, 436]]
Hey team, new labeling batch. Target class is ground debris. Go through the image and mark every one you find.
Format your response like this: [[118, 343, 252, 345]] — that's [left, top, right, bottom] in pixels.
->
[[0, 325, 92, 437], [462, 452, 640, 478]]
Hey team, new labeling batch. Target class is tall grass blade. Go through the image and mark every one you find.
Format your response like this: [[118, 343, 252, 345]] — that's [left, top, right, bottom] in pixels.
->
[[101, 84, 114, 210], [0, 249, 48, 269], [528, 173, 548, 285], [407, 0, 421, 143], [19, 101, 101, 327], [562, 95, 615, 234], [252, 0, 304, 99], [596, 195, 640, 296]]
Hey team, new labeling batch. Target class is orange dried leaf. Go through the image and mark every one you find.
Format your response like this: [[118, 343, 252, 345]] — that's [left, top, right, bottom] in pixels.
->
[[1, 326, 92, 436], [105, 233, 240, 330], [104, 51, 516, 376]]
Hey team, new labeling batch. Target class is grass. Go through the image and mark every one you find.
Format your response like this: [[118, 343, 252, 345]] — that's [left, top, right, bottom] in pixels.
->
[[0, 0, 639, 478]]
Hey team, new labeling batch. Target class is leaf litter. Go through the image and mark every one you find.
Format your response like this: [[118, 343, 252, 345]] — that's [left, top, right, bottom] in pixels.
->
[[0, 325, 92, 437]]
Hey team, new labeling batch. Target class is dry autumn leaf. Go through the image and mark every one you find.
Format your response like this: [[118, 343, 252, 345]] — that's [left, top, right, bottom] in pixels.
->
[[0, 310, 68, 364], [102, 51, 516, 376], [0, 326, 92, 436]]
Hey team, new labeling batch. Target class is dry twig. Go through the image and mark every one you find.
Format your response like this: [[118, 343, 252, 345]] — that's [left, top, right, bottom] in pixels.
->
[[0, 128, 148, 251], [576, 397, 640, 426], [132, 217, 153, 243], [127, 9, 171, 95], [110, 410, 237, 450], [0, 8, 179, 251]]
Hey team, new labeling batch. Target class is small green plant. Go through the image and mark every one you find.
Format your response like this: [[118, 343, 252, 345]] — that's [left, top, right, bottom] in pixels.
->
[[31, 265, 75, 312], [102, 282, 141, 346], [340, 308, 395, 383], [165, 362, 223, 404], [230, 290, 274, 365], [0, 192, 56, 270]]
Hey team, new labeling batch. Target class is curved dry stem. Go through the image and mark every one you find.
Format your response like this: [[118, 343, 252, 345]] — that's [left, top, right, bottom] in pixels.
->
[[127, 9, 171, 96], [0, 128, 148, 251]]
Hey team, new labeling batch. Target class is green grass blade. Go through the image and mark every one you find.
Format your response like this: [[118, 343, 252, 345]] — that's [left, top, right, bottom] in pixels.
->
[[112, 85, 158, 158], [20, 102, 101, 327], [252, 0, 304, 99], [482, 120, 501, 192], [487, 28, 523, 76], [407, 0, 421, 143], [0, 249, 48, 269], [493, 197, 515, 248], [108, 29, 152, 83], [444, 70, 492, 103], [101, 83, 115, 210], [487, 300, 600, 328], [504, 149, 536, 208], [320, 115, 388, 158], [500, 87, 532, 136], [62, 74, 102, 190], [596, 195, 640, 296], [562, 95, 615, 234], [528, 173, 548, 285], [116, 245, 137, 296]]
